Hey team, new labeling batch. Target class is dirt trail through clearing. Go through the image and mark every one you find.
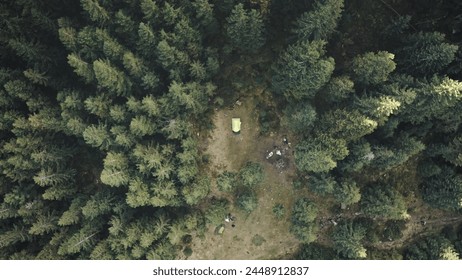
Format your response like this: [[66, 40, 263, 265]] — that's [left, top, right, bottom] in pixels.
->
[[373, 208, 462, 250]]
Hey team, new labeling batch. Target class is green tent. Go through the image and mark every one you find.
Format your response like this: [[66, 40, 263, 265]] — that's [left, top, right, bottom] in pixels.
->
[[232, 118, 241, 133]]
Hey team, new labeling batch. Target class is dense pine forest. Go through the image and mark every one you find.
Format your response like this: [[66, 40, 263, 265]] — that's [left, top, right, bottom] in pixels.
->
[[1, 0, 462, 260]]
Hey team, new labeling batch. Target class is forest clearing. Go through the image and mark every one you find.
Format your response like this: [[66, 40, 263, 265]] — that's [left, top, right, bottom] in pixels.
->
[[189, 91, 301, 259]]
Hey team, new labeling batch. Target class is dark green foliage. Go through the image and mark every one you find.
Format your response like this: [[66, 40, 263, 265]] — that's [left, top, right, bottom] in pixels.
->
[[137, 22, 157, 59], [290, 198, 319, 244], [353, 217, 382, 245], [236, 191, 258, 213], [82, 123, 112, 150], [292, 180, 303, 190], [397, 32, 458, 75], [183, 247, 193, 257], [370, 134, 425, 171], [334, 178, 361, 207], [292, 198, 318, 225], [7, 38, 52, 69], [100, 152, 130, 187], [383, 15, 412, 38], [291, 223, 318, 244], [272, 203, 285, 219], [205, 199, 229, 226], [382, 220, 406, 242], [216, 171, 237, 192], [320, 76, 354, 103], [293, 0, 344, 41], [350, 51, 396, 86], [139, 0, 159, 22], [191, 0, 218, 34], [332, 221, 367, 259], [0, 0, 226, 260], [295, 148, 335, 173], [257, 102, 280, 134], [455, 225, 462, 257], [317, 109, 377, 143], [283, 102, 317, 134], [164, 81, 215, 117], [337, 140, 373, 173], [421, 167, 462, 211], [436, 136, 462, 167], [225, 4, 265, 53], [81, 0, 110, 24], [272, 40, 335, 100], [295, 134, 348, 173], [67, 53, 95, 83], [84, 94, 111, 118], [354, 95, 401, 125], [398, 76, 462, 125], [238, 162, 264, 189], [33, 168, 76, 188], [307, 172, 337, 195], [361, 183, 409, 220], [93, 59, 132, 96], [182, 175, 211, 205], [81, 190, 116, 219], [155, 40, 188, 81], [404, 235, 459, 260], [130, 115, 155, 137], [367, 248, 403, 260], [296, 243, 337, 260]]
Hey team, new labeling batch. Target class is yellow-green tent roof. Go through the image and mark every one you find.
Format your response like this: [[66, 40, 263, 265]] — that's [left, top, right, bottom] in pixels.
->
[[232, 118, 241, 133]]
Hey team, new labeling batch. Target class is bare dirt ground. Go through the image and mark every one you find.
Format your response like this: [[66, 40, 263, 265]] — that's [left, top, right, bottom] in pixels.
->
[[187, 90, 303, 259]]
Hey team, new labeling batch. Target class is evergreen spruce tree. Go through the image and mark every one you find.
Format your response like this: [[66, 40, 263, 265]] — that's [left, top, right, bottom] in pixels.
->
[[332, 221, 367, 259], [93, 59, 132, 96], [334, 179, 361, 207], [82, 123, 112, 150], [295, 135, 348, 173], [272, 40, 334, 100], [225, 4, 266, 53], [397, 32, 458, 75], [361, 183, 409, 220], [293, 0, 344, 41], [351, 51, 396, 86], [421, 167, 462, 211], [290, 198, 319, 244]]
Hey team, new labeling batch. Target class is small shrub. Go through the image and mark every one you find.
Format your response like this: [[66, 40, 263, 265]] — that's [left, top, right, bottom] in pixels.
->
[[182, 234, 193, 244], [237, 191, 258, 213], [183, 247, 193, 257], [205, 199, 229, 225], [239, 162, 264, 189], [217, 171, 237, 192], [292, 179, 303, 189], [272, 203, 285, 219], [258, 103, 279, 135], [382, 220, 406, 241], [251, 234, 266, 246]]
